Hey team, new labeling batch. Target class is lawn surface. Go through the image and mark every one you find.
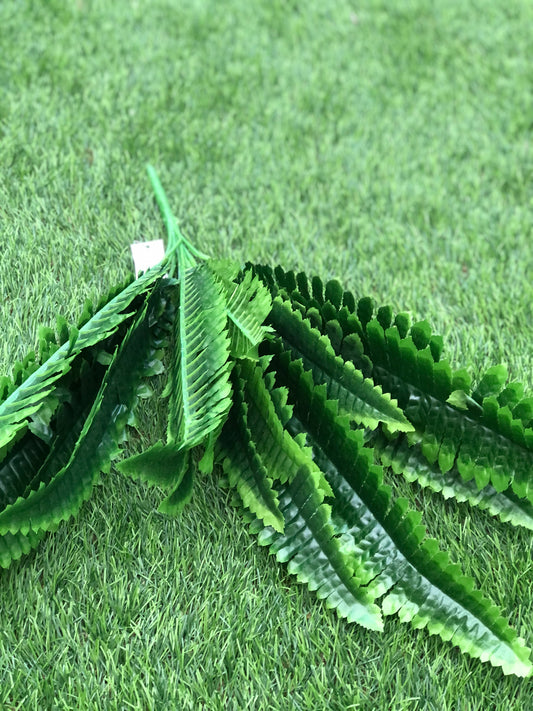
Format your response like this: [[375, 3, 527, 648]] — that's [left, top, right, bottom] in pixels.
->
[[1, 1, 532, 709]]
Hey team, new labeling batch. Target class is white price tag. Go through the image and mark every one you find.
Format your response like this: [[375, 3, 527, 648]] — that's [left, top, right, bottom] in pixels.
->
[[130, 240, 166, 278]]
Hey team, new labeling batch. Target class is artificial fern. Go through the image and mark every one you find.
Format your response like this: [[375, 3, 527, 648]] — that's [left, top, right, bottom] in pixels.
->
[[0, 168, 531, 678], [248, 261, 533, 510]]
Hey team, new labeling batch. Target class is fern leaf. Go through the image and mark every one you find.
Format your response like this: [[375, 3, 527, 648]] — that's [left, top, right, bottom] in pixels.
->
[[219, 366, 285, 532], [0, 262, 167, 454], [250, 263, 533, 510], [271, 348, 532, 676], [0, 528, 48, 569], [268, 297, 413, 433], [214, 266, 273, 359], [372, 430, 533, 530], [20, 357, 112, 499], [248, 464, 384, 631], [0, 329, 125, 514], [0, 287, 164, 538], [117, 441, 189, 489], [118, 263, 233, 510], [0, 432, 50, 511], [221, 430, 284, 532], [220, 358, 382, 626], [223, 358, 332, 495], [167, 262, 232, 449], [362, 317, 533, 499], [0, 280, 174, 522], [158, 450, 195, 515]]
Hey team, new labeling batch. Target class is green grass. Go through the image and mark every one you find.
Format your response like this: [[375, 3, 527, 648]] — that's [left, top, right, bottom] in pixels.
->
[[1, 0, 532, 708]]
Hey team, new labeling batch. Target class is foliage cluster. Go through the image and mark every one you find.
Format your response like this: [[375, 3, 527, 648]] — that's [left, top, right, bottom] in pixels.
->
[[1, 171, 532, 679]]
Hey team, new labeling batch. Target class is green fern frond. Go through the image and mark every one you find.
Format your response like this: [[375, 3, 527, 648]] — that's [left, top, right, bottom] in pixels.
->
[[0, 528, 48, 569], [21, 355, 116, 499], [118, 172, 235, 507], [270, 348, 532, 677], [219, 363, 285, 531], [0, 262, 167, 455], [213, 265, 273, 360], [248, 464, 384, 631], [158, 449, 196, 515], [117, 441, 189, 490], [267, 296, 413, 434], [222, 358, 383, 627], [371, 430, 533, 530], [167, 262, 233, 449], [0, 432, 50, 512], [0, 278, 174, 522], [0, 351, 40, 406], [224, 358, 332, 496], [0, 286, 165, 539], [250, 263, 533, 510], [221, 413, 285, 532], [358, 317, 533, 499]]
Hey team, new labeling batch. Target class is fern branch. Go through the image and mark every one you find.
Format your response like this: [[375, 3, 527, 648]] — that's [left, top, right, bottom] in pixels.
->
[[267, 297, 413, 433], [0, 432, 50, 512], [0, 263, 167, 455], [219, 267, 273, 359], [168, 262, 232, 449], [270, 348, 532, 677], [250, 263, 533, 511], [0, 286, 166, 539], [117, 264, 234, 509], [146, 164, 209, 275], [254, 463, 384, 630], [0, 527, 48, 569], [219, 364, 285, 532], [158, 449, 196, 515], [224, 358, 332, 494], [371, 430, 533, 530]]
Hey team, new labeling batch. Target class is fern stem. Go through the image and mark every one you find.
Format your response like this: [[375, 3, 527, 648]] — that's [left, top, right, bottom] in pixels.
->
[[146, 164, 182, 253], [146, 164, 209, 267]]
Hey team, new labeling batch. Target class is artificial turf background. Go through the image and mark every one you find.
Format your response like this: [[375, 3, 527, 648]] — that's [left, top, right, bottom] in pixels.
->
[[1, 1, 532, 709]]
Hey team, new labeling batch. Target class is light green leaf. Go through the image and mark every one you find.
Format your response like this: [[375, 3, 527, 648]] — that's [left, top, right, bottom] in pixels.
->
[[217, 267, 273, 360], [167, 263, 233, 449]]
